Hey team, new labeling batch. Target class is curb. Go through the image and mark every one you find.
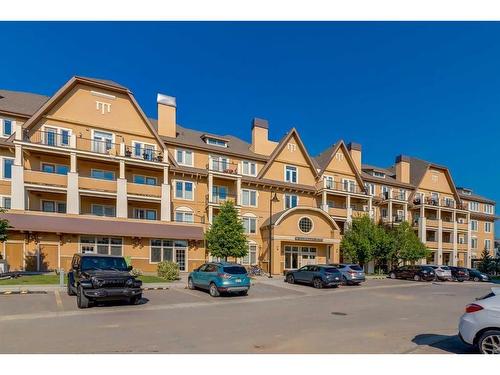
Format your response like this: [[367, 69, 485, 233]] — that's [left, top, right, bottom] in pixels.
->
[[0, 290, 48, 295]]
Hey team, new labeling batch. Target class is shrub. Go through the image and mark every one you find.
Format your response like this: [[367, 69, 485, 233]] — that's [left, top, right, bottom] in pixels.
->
[[130, 268, 143, 277], [157, 261, 179, 281]]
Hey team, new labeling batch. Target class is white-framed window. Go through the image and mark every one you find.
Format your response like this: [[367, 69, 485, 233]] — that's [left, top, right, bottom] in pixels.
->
[[132, 141, 156, 161], [1, 157, 14, 180], [471, 237, 478, 249], [372, 171, 385, 178], [175, 207, 194, 223], [469, 201, 480, 212], [241, 189, 257, 207], [284, 194, 298, 209], [444, 197, 455, 207], [242, 214, 257, 234], [90, 169, 115, 181], [241, 160, 257, 176], [381, 185, 389, 197], [285, 165, 298, 184], [174, 180, 194, 200], [133, 175, 157, 185], [212, 185, 229, 203], [298, 216, 313, 233], [133, 208, 157, 220], [1, 118, 13, 137], [241, 242, 258, 265], [80, 236, 123, 256], [210, 155, 230, 172], [41, 200, 66, 213], [205, 137, 227, 147], [485, 222, 492, 233], [91, 204, 115, 217], [325, 175, 334, 189], [175, 148, 193, 166], [364, 182, 375, 196], [42, 125, 72, 147], [381, 208, 388, 218], [150, 239, 188, 271], [41, 163, 69, 175], [342, 178, 356, 193], [484, 204, 494, 215], [91, 130, 114, 154], [471, 220, 478, 232], [485, 239, 491, 250], [0, 195, 11, 209]]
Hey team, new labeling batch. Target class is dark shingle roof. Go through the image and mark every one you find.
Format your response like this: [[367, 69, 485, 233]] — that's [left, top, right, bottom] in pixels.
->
[[75, 76, 128, 91], [457, 188, 496, 205], [0, 89, 49, 117], [313, 142, 340, 171]]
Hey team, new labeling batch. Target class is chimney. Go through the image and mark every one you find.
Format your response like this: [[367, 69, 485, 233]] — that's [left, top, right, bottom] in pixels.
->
[[157, 93, 177, 138], [347, 142, 362, 172], [250, 118, 277, 155], [395, 155, 410, 184]]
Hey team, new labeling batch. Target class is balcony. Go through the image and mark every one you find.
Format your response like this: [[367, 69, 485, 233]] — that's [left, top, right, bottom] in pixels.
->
[[426, 240, 438, 249], [381, 191, 407, 201], [440, 198, 456, 209], [441, 218, 454, 229], [206, 193, 238, 205], [442, 242, 454, 250], [24, 169, 68, 188], [127, 182, 161, 198], [457, 242, 468, 251], [207, 160, 239, 175], [457, 221, 468, 231], [125, 145, 164, 163], [79, 176, 117, 193], [351, 205, 369, 217], [327, 201, 347, 217], [323, 180, 366, 195], [426, 218, 439, 227]]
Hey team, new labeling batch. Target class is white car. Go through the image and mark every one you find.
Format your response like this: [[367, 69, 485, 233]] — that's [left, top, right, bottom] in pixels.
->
[[459, 287, 500, 354], [428, 265, 452, 281]]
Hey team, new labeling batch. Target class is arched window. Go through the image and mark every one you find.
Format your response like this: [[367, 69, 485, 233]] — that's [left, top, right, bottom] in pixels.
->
[[175, 206, 194, 223]]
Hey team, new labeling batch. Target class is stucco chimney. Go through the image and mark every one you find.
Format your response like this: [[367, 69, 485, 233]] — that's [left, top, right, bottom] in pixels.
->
[[157, 93, 177, 138], [395, 155, 410, 184], [347, 142, 362, 172], [250, 118, 277, 155]]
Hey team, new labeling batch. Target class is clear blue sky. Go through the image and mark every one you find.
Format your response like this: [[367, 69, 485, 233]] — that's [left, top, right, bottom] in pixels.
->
[[0, 22, 498, 231]]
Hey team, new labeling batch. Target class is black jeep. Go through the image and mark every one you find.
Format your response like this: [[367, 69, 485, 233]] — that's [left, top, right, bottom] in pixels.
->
[[67, 253, 143, 309]]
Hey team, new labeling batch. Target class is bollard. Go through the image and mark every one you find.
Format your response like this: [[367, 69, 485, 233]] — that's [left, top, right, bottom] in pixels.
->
[[59, 269, 65, 287]]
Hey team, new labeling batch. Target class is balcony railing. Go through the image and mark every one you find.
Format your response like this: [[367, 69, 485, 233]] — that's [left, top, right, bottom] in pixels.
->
[[440, 198, 456, 208], [76, 137, 121, 156], [323, 180, 365, 195], [125, 145, 164, 163], [24, 130, 72, 148], [206, 193, 238, 205], [381, 192, 407, 201], [207, 160, 238, 174]]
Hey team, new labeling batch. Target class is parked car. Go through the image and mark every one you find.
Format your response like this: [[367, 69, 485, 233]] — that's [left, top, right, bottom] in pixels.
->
[[449, 266, 469, 282], [388, 265, 435, 281], [459, 287, 500, 354], [285, 265, 342, 288], [329, 263, 366, 285], [468, 268, 491, 282], [428, 265, 453, 281], [67, 253, 143, 309], [188, 262, 250, 297]]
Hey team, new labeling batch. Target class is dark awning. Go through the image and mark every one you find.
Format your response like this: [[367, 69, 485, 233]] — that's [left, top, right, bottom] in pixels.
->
[[0, 212, 205, 240]]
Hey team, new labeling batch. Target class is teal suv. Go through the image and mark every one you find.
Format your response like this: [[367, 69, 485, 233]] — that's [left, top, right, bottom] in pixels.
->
[[188, 262, 250, 297]]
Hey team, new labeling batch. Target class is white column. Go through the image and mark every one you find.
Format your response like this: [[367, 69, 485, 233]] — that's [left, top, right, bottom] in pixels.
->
[[452, 211, 458, 266], [116, 160, 127, 218], [161, 165, 171, 221], [14, 122, 22, 141], [321, 191, 328, 212], [437, 209, 443, 265], [467, 212, 472, 268], [388, 201, 393, 223], [403, 203, 408, 222], [236, 177, 242, 206], [368, 197, 373, 219], [67, 172, 79, 214], [346, 195, 352, 224], [11, 144, 24, 210], [208, 172, 214, 223]]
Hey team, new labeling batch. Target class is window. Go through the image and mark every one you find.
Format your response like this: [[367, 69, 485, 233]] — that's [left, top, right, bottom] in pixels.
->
[[241, 161, 257, 176], [444, 197, 455, 208], [471, 237, 478, 249], [325, 176, 334, 189], [133, 175, 157, 185], [484, 204, 494, 215], [92, 130, 114, 154], [285, 165, 298, 183], [241, 243, 257, 265], [469, 201, 480, 212], [471, 220, 478, 231], [205, 138, 227, 147], [41, 200, 66, 213], [381, 208, 388, 218], [175, 180, 194, 200], [91, 204, 115, 217], [132, 141, 155, 161], [175, 149, 193, 166], [241, 189, 257, 207], [372, 171, 385, 178], [43, 126, 71, 147], [150, 239, 188, 271], [1, 119, 12, 137], [133, 208, 157, 220], [381, 185, 389, 198], [91, 169, 115, 180], [298, 217, 313, 233], [242, 215, 257, 234], [284, 194, 298, 209], [2, 157, 14, 179], [210, 155, 230, 172], [212, 185, 229, 203], [485, 239, 491, 250], [397, 189, 406, 200], [80, 236, 123, 256], [364, 183, 375, 196], [343, 179, 356, 193], [175, 207, 194, 223], [485, 222, 492, 233], [41, 163, 69, 175], [1, 196, 11, 209]]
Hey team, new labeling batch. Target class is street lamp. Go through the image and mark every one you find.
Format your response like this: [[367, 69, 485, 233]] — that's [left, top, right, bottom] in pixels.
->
[[268, 191, 280, 278]]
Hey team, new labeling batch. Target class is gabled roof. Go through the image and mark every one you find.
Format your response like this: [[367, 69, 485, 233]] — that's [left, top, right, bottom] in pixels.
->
[[457, 187, 496, 205], [0, 89, 49, 117], [261, 206, 340, 231], [257, 128, 318, 179], [313, 140, 366, 192]]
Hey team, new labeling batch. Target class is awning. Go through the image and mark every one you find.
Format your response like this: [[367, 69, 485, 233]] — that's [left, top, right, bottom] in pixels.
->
[[0, 212, 205, 240]]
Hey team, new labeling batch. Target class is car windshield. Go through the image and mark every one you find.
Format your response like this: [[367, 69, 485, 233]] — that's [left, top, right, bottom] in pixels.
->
[[223, 266, 247, 275], [324, 267, 340, 273], [440, 266, 451, 270], [421, 266, 433, 271], [349, 265, 363, 271], [81, 256, 128, 271]]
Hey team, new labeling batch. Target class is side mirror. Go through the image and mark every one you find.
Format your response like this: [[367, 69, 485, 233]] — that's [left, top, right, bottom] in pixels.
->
[[127, 265, 133, 271]]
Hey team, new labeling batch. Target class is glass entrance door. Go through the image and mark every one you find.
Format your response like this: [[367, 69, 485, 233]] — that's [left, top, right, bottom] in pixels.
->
[[284, 246, 317, 269]]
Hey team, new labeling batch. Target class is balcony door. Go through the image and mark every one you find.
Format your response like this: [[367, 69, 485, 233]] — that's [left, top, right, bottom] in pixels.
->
[[92, 131, 114, 154]]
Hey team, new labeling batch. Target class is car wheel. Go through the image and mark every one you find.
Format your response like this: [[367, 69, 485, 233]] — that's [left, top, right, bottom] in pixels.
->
[[286, 274, 295, 284], [130, 294, 142, 305], [187, 277, 195, 290], [313, 278, 323, 289], [458, 279, 464, 283], [413, 274, 421, 282], [390, 272, 396, 279], [76, 285, 90, 309], [238, 290, 248, 296], [478, 330, 500, 354], [209, 283, 220, 297], [473, 277, 480, 282], [67, 278, 76, 296]]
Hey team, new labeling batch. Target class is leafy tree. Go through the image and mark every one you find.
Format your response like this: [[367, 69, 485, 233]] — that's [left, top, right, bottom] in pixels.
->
[[389, 221, 428, 266], [478, 246, 495, 274], [372, 224, 395, 273], [0, 208, 8, 257], [205, 201, 248, 261], [340, 215, 379, 266]]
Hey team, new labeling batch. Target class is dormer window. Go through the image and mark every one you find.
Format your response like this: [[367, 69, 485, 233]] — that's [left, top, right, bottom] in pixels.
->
[[372, 171, 385, 178], [202, 134, 228, 148]]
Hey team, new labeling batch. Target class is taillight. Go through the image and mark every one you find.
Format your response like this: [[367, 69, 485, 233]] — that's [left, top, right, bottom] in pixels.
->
[[465, 303, 483, 313], [218, 273, 232, 279], [348, 270, 356, 275]]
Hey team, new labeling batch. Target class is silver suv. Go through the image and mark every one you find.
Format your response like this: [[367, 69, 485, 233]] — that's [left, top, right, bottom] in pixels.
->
[[329, 263, 366, 285], [428, 265, 453, 281]]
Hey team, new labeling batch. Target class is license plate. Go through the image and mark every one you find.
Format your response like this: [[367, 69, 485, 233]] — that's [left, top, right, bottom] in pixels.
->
[[235, 279, 242, 283]]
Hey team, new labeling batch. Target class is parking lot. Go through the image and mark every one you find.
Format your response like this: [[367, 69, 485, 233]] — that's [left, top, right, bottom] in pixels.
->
[[0, 278, 496, 353]]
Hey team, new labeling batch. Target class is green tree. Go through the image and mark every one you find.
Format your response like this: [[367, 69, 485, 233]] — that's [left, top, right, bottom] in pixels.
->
[[390, 221, 428, 266], [205, 201, 248, 261], [478, 246, 494, 274], [0, 208, 8, 244], [340, 215, 379, 266], [372, 224, 395, 273]]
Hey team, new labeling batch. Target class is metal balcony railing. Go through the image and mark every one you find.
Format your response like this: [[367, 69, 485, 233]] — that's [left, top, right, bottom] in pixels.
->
[[125, 145, 164, 162], [206, 193, 238, 205], [323, 180, 365, 194], [25, 130, 72, 148], [207, 160, 238, 174]]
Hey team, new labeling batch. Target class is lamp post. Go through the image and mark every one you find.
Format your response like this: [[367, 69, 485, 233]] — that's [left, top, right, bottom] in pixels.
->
[[268, 191, 280, 278]]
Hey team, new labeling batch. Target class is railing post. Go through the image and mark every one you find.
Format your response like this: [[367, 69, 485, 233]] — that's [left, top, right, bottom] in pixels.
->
[[15, 122, 23, 141], [70, 134, 77, 149], [120, 142, 125, 157]]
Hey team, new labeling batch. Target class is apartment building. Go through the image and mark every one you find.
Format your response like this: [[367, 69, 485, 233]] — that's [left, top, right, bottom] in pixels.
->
[[0, 76, 496, 275]]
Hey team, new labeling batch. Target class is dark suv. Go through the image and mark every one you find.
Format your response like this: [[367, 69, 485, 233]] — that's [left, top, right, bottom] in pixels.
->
[[285, 265, 342, 288], [449, 266, 469, 282], [389, 265, 435, 281], [67, 254, 143, 308]]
